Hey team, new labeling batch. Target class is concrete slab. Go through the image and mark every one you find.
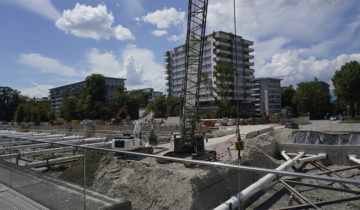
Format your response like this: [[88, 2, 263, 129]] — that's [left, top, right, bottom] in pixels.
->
[[0, 159, 130, 210], [0, 183, 48, 210]]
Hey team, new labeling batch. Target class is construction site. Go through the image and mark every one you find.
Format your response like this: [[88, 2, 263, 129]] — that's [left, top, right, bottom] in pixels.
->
[[1, 1, 360, 210], [0, 120, 360, 209]]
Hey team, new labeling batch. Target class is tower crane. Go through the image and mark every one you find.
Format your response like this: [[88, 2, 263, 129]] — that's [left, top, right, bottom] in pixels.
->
[[172, 0, 209, 153]]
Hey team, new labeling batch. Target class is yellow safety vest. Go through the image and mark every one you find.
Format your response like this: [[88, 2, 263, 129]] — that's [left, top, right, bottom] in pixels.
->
[[234, 141, 244, 151]]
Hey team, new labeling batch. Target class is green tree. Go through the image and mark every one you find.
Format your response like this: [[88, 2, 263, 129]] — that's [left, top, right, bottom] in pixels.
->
[[60, 93, 82, 121], [332, 61, 360, 116], [281, 85, 297, 115], [81, 74, 109, 119], [47, 109, 56, 121], [143, 96, 180, 118], [144, 96, 167, 118], [14, 104, 25, 123], [201, 62, 236, 117], [0, 87, 26, 121], [292, 80, 331, 119], [166, 96, 180, 117]]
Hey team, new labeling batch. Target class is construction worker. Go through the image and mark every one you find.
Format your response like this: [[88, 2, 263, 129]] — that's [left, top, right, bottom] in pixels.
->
[[234, 140, 244, 164], [234, 121, 244, 164]]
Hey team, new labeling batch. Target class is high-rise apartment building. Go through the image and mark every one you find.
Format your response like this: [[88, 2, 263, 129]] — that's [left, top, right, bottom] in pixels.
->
[[164, 31, 255, 113], [251, 78, 282, 116]]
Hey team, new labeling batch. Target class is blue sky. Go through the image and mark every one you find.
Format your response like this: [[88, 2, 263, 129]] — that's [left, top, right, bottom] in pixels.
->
[[1, 0, 360, 97]]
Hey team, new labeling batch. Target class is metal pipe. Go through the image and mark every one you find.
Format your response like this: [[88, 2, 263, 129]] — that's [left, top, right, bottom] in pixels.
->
[[297, 153, 327, 163], [1, 134, 360, 186], [214, 152, 305, 210], [0, 138, 96, 151], [348, 155, 360, 164], [0, 146, 75, 158], [286, 152, 315, 157], [281, 150, 291, 161], [25, 155, 83, 168], [279, 180, 320, 210], [0, 140, 33, 147]]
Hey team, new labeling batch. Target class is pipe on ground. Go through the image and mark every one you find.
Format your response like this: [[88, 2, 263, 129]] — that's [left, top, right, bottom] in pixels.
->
[[25, 155, 83, 168], [297, 153, 327, 163], [348, 155, 360, 165], [214, 152, 305, 210], [0, 146, 76, 158]]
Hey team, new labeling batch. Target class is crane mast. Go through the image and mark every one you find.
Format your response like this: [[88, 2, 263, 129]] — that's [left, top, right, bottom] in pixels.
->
[[176, 0, 209, 152]]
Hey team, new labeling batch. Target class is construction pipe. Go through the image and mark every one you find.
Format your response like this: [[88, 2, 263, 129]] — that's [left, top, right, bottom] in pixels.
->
[[281, 150, 291, 161], [348, 155, 360, 165], [0, 140, 34, 147], [298, 153, 327, 163], [25, 155, 83, 168], [0, 137, 94, 151], [0, 146, 76, 158], [286, 152, 315, 157], [214, 152, 305, 210]]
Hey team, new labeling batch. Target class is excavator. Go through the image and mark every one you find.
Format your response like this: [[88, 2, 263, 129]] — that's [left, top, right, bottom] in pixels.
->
[[111, 106, 130, 123], [110, 111, 155, 152]]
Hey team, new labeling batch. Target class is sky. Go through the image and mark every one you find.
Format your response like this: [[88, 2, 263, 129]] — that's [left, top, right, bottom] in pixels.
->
[[1, 0, 360, 98]]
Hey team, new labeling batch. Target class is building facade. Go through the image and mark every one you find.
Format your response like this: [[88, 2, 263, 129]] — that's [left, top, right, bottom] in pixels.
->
[[164, 31, 255, 113], [128, 88, 163, 105], [49, 77, 125, 110], [251, 78, 282, 116]]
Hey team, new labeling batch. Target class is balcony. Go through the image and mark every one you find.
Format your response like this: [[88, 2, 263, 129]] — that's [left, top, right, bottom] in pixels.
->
[[214, 56, 232, 63], [214, 31, 231, 40], [245, 75, 255, 81], [244, 61, 254, 66], [243, 40, 254, 46], [243, 48, 254, 53], [245, 82, 254, 87], [243, 54, 254, 59], [214, 49, 232, 56], [213, 40, 231, 49], [244, 68, 255, 75]]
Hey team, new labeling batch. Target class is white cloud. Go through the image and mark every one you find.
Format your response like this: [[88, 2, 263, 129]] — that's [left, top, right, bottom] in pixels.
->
[[167, 34, 182, 42], [19, 53, 78, 77], [18, 82, 54, 98], [142, 7, 185, 29], [121, 45, 165, 90], [152, 30, 168, 37], [9, 0, 60, 21], [85, 46, 165, 91], [121, 0, 144, 16], [113, 25, 135, 40], [207, 0, 354, 44], [55, 3, 134, 40], [256, 51, 360, 88], [85, 48, 123, 78]]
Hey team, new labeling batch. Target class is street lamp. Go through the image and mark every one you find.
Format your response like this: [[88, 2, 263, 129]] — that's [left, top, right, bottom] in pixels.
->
[[347, 105, 350, 120]]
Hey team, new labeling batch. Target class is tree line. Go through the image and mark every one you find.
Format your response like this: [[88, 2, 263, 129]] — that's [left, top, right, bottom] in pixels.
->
[[0, 74, 180, 123], [282, 61, 360, 119], [1, 61, 359, 123]]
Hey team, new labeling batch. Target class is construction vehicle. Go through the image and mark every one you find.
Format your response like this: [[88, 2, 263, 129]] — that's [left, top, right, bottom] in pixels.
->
[[170, 0, 209, 154], [111, 111, 155, 151], [111, 106, 130, 123]]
